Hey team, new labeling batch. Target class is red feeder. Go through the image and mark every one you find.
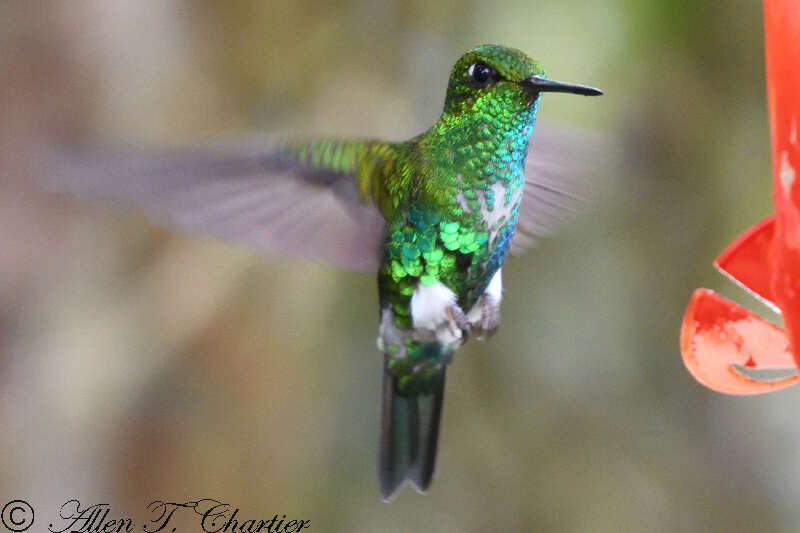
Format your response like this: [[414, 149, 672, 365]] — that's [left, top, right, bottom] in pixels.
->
[[680, 0, 800, 394]]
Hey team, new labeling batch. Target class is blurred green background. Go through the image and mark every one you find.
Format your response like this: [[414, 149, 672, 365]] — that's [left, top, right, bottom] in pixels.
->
[[2, 1, 796, 531]]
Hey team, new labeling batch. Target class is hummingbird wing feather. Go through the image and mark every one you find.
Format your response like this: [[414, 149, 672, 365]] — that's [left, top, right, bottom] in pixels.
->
[[513, 124, 611, 252], [29, 138, 387, 272]]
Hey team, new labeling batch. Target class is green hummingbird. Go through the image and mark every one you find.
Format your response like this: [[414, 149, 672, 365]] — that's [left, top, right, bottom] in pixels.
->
[[34, 44, 602, 500]]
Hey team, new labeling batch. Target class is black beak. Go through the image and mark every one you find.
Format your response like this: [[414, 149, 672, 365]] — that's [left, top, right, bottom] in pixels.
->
[[520, 75, 603, 96]]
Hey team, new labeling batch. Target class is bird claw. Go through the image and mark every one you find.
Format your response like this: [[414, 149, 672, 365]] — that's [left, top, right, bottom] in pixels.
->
[[471, 294, 500, 341], [445, 304, 469, 339]]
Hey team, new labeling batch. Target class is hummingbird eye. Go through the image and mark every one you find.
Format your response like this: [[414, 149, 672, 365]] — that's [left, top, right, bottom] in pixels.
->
[[466, 61, 499, 88]]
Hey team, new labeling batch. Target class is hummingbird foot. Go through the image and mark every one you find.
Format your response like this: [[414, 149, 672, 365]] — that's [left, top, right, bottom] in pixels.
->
[[469, 294, 501, 341], [445, 303, 469, 340], [466, 268, 502, 341]]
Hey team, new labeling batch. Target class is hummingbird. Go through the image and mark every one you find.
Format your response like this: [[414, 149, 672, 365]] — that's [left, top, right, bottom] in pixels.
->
[[32, 44, 602, 500]]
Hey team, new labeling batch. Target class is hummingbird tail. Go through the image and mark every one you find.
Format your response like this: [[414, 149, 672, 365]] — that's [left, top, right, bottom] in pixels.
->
[[379, 366, 446, 501]]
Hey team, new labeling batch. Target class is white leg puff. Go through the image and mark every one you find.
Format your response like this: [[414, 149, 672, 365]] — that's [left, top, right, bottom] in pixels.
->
[[410, 281, 467, 348]]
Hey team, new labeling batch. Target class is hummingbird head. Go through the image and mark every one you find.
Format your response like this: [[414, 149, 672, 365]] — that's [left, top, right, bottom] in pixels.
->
[[442, 44, 602, 117]]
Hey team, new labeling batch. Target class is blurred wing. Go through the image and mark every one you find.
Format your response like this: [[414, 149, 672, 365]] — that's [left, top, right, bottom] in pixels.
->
[[29, 138, 386, 272], [512, 123, 610, 253]]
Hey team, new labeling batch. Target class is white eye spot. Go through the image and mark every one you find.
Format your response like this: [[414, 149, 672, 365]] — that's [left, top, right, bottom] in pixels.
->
[[467, 61, 498, 87]]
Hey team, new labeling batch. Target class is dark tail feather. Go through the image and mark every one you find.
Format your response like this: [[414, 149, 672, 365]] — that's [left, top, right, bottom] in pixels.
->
[[379, 367, 446, 501]]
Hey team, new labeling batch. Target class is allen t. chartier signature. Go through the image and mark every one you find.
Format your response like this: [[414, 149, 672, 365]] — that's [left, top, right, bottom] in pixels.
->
[[46, 499, 310, 533]]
